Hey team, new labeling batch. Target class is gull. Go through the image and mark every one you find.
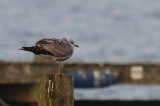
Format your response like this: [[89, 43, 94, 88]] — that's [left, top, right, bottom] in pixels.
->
[[20, 37, 79, 74]]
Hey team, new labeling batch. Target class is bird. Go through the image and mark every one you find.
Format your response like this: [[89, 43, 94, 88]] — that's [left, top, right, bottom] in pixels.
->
[[20, 37, 79, 74]]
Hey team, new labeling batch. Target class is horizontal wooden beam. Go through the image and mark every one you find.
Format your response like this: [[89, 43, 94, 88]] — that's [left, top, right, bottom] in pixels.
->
[[1, 61, 160, 84]]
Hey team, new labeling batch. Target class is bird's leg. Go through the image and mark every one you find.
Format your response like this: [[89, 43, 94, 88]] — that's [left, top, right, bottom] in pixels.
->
[[57, 62, 61, 74]]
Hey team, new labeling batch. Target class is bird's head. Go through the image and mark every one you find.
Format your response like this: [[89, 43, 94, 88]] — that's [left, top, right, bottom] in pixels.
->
[[63, 37, 79, 47]]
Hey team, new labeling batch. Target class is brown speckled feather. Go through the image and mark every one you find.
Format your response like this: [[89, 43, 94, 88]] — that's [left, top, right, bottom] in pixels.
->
[[36, 38, 73, 57]]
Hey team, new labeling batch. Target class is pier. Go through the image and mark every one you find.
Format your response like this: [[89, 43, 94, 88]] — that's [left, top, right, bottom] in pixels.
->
[[1, 60, 160, 105]]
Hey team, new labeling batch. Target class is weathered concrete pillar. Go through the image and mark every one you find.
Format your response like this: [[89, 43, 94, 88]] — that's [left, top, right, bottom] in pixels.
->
[[38, 74, 74, 106]]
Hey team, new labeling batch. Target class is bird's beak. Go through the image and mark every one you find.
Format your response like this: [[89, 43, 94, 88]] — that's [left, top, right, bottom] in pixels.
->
[[74, 44, 79, 47]]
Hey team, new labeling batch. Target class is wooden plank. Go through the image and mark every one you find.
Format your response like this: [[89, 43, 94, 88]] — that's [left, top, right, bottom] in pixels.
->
[[1, 61, 160, 84]]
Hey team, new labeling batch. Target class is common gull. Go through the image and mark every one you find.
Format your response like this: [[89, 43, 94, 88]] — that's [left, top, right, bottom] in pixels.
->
[[20, 37, 79, 74]]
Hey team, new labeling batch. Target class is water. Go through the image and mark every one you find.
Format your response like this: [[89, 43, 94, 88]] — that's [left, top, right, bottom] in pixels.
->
[[74, 84, 160, 100], [0, 0, 160, 62], [1, 1, 160, 100]]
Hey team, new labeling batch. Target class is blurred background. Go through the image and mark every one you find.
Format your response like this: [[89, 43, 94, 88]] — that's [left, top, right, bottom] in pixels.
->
[[0, 0, 160, 106], [1, 0, 160, 62]]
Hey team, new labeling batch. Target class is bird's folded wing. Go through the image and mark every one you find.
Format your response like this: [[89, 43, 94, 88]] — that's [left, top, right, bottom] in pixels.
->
[[35, 39, 73, 57]]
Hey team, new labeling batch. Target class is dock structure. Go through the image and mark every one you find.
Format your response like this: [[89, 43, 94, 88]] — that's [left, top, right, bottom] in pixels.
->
[[38, 74, 74, 106], [1, 59, 160, 105], [1, 61, 160, 85]]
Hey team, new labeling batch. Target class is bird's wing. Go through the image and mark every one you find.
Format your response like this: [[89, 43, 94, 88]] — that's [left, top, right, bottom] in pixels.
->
[[35, 38, 73, 57]]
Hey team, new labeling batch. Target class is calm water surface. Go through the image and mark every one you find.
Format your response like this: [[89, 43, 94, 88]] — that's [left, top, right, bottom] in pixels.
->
[[0, 0, 160, 62], [0, 1, 160, 100], [74, 84, 160, 100]]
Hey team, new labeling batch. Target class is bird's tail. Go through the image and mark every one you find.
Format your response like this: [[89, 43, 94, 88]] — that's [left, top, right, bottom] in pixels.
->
[[20, 46, 54, 56], [19, 46, 41, 55], [20, 46, 37, 52]]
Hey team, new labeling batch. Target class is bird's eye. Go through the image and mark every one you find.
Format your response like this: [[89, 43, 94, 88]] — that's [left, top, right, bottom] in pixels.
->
[[70, 40, 74, 44]]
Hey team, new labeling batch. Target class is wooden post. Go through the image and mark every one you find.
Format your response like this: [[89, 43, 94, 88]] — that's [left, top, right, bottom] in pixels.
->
[[38, 74, 74, 106], [34, 55, 52, 63]]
